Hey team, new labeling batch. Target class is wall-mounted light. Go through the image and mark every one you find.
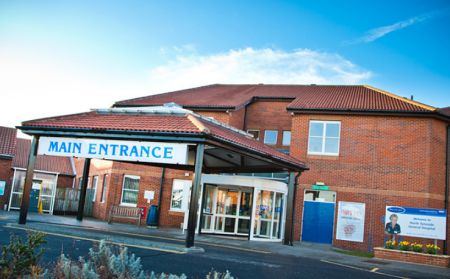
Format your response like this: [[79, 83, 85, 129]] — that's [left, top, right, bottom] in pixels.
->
[[315, 182, 325, 186]]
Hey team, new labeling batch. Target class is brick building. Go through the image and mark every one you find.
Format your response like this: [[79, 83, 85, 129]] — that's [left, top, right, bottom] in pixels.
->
[[0, 127, 76, 212], [18, 84, 450, 253]]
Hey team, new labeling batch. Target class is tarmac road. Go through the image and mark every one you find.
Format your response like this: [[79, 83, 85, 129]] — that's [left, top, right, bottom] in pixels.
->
[[0, 220, 440, 279]]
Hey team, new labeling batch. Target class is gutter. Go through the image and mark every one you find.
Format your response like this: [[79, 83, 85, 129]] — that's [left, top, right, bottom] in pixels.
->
[[0, 154, 14, 160], [445, 125, 450, 255]]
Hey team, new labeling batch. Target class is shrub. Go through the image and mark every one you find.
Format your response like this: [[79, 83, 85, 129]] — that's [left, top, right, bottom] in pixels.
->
[[0, 230, 49, 278], [426, 244, 440, 255], [398, 241, 411, 251], [411, 243, 424, 253], [385, 240, 395, 249]]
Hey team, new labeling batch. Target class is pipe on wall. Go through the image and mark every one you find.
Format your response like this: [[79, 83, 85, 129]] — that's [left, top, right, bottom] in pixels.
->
[[157, 167, 165, 226], [445, 125, 449, 255], [290, 172, 301, 245]]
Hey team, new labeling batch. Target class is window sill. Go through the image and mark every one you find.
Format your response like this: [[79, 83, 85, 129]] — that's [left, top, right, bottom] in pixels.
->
[[169, 209, 187, 213], [119, 203, 137, 207], [306, 154, 339, 161]]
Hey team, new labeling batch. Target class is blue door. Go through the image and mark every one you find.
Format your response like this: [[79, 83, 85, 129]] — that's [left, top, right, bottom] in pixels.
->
[[302, 201, 335, 244]]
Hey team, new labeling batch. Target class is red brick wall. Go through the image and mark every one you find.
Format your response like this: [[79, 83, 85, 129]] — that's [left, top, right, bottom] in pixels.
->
[[290, 114, 448, 252], [56, 175, 75, 188], [0, 158, 13, 210], [194, 109, 246, 131], [246, 101, 292, 149], [374, 248, 450, 267]]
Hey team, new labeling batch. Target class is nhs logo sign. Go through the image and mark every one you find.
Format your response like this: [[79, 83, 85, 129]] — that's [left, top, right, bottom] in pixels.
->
[[38, 137, 189, 165]]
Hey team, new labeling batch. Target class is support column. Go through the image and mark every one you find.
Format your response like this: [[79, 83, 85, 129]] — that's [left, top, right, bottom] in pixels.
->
[[283, 171, 295, 245], [77, 158, 91, 221], [19, 135, 40, 225], [186, 144, 204, 248]]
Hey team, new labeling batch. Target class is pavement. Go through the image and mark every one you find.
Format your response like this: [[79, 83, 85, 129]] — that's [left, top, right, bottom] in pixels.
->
[[1, 209, 450, 278]]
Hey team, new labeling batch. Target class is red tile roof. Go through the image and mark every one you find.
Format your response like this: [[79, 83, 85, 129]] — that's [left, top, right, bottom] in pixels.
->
[[439, 106, 450, 117], [20, 111, 306, 169], [22, 111, 201, 133], [12, 138, 75, 175], [0, 126, 17, 157], [114, 84, 436, 112]]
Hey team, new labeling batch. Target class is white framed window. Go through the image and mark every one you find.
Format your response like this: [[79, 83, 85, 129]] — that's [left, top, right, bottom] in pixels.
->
[[264, 130, 278, 144], [91, 176, 98, 202], [120, 175, 140, 207], [307, 121, 341, 156], [282, 131, 291, 146], [247, 130, 260, 140], [170, 179, 192, 211], [101, 174, 108, 203]]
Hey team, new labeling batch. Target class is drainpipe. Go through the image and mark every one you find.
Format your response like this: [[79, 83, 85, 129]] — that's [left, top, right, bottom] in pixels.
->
[[157, 168, 165, 225], [445, 125, 449, 255], [290, 172, 302, 245], [243, 105, 249, 131]]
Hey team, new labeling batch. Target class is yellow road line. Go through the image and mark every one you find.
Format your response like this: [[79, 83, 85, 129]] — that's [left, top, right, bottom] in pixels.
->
[[371, 268, 379, 272], [321, 260, 410, 279], [17, 223, 270, 254], [8, 225, 185, 254]]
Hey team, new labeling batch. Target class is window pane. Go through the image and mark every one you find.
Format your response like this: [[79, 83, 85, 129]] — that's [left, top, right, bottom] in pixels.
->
[[282, 131, 291, 145], [124, 177, 139, 190], [310, 122, 324, 137], [101, 175, 108, 202], [264, 131, 278, 144], [325, 138, 339, 154], [326, 123, 340, 137], [122, 190, 138, 204], [273, 172, 288, 179], [308, 137, 323, 153], [171, 181, 184, 209]]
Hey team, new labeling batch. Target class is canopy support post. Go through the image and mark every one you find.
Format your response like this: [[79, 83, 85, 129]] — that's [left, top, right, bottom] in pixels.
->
[[186, 144, 204, 248], [77, 158, 91, 221], [19, 136, 40, 225], [283, 171, 296, 245]]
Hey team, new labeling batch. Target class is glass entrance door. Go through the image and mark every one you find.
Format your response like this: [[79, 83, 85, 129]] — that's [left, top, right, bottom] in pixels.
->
[[200, 185, 253, 236], [253, 190, 285, 240]]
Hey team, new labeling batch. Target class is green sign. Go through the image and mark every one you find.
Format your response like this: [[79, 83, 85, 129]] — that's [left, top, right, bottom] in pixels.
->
[[312, 185, 329, 191]]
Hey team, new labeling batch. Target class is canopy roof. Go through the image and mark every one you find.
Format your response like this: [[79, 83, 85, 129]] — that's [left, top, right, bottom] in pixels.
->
[[19, 105, 308, 174]]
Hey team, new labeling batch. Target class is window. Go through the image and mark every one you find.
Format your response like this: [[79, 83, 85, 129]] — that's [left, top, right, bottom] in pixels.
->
[[247, 130, 260, 140], [264, 130, 278, 144], [79, 177, 90, 189], [101, 174, 108, 203], [282, 131, 291, 146], [170, 179, 192, 211], [120, 175, 140, 206], [91, 176, 98, 202], [308, 121, 341, 156]]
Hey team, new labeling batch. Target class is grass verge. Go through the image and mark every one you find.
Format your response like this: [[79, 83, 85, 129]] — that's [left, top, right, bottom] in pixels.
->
[[334, 250, 374, 258]]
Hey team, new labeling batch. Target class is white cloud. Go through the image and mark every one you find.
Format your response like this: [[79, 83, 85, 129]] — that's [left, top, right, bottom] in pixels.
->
[[0, 47, 372, 138], [348, 9, 447, 44], [145, 48, 372, 93]]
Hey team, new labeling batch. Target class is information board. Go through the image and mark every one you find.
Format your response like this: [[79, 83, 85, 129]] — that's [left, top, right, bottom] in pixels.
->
[[336, 202, 366, 242]]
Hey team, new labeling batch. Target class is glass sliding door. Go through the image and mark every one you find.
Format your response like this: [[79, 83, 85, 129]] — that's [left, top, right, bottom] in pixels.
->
[[201, 185, 215, 232], [252, 189, 286, 240]]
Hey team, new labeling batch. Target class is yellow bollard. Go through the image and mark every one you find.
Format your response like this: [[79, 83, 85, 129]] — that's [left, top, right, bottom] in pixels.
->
[[38, 202, 43, 214]]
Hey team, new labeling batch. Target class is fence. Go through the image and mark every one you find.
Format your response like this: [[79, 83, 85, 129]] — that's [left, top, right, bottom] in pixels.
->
[[54, 187, 94, 216]]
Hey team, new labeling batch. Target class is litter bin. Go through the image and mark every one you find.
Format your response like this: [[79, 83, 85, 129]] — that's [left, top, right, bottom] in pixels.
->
[[147, 205, 159, 226]]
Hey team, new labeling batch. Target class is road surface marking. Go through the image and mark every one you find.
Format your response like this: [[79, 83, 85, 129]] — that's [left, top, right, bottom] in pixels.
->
[[7, 225, 185, 254], [371, 268, 379, 272], [12, 223, 270, 254], [321, 260, 409, 279]]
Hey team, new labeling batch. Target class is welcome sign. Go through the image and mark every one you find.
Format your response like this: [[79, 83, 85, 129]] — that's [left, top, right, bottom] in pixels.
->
[[38, 137, 189, 165], [385, 206, 447, 240]]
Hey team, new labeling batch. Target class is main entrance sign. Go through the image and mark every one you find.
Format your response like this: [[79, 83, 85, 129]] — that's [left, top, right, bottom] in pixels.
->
[[38, 137, 189, 165]]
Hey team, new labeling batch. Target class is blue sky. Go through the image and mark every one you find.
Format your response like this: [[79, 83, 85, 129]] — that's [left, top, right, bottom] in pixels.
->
[[1, 1, 449, 134]]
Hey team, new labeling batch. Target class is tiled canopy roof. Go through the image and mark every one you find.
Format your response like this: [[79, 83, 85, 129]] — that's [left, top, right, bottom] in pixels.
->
[[12, 138, 75, 175], [21, 111, 306, 169], [114, 84, 436, 112], [0, 126, 17, 157]]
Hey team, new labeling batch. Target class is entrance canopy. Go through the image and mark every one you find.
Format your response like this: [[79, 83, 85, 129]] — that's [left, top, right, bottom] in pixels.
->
[[16, 103, 308, 247], [19, 104, 308, 174]]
